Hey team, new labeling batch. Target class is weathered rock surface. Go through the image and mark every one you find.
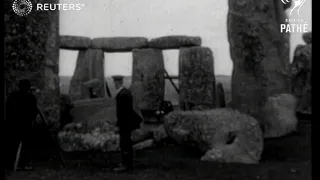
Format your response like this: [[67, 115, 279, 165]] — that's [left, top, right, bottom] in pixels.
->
[[291, 43, 312, 114], [228, 0, 291, 127], [58, 122, 120, 152], [132, 48, 165, 111], [164, 109, 263, 164], [60, 35, 92, 50], [153, 125, 169, 142], [302, 32, 312, 44], [148, 36, 201, 49], [68, 49, 105, 101], [261, 94, 298, 138], [91, 37, 148, 52], [58, 122, 154, 152], [179, 47, 215, 110], [133, 139, 155, 150], [4, 0, 60, 131]]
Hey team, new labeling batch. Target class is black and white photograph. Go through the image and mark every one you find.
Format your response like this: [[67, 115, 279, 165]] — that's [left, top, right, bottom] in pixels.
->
[[4, 0, 312, 179]]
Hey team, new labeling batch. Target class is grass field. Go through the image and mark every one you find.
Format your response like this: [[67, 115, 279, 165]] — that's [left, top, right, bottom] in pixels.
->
[[6, 120, 311, 180]]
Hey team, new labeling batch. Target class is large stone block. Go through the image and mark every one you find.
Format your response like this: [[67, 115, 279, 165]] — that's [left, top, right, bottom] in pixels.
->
[[4, 0, 60, 131], [261, 94, 298, 138], [227, 0, 291, 126], [291, 44, 312, 114], [69, 49, 105, 101], [131, 48, 165, 111], [91, 37, 148, 52], [179, 47, 215, 110], [164, 109, 263, 164], [60, 35, 92, 50], [148, 36, 201, 49]]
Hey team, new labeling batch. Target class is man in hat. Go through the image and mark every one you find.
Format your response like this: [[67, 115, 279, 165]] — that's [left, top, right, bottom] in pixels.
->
[[5, 79, 40, 171], [112, 75, 142, 172]]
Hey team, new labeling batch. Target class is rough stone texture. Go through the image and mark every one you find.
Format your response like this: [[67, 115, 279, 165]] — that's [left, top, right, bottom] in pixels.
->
[[69, 49, 105, 101], [4, 0, 60, 131], [179, 47, 215, 110], [228, 0, 291, 125], [91, 37, 148, 52], [60, 35, 91, 50], [261, 94, 298, 138], [302, 32, 312, 44], [148, 36, 202, 49], [58, 122, 120, 152], [291, 43, 312, 114], [132, 49, 165, 111], [58, 122, 156, 152], [164, 109, 263, 164], [216, 82, 226, 108], [153, 125, 169, 142]]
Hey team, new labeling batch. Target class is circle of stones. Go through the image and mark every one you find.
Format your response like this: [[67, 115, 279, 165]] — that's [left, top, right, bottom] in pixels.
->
[[12, 0, 33, 17]]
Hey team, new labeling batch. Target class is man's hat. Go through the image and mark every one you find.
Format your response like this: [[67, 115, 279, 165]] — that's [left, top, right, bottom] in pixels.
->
[[112, 75, 125, 81]]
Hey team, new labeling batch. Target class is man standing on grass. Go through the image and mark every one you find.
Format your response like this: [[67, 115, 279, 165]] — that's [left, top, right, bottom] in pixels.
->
[[112, 75, 142, 172]]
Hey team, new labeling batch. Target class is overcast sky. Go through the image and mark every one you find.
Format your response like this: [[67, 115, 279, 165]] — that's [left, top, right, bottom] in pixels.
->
[[59, 0, 312, 76]]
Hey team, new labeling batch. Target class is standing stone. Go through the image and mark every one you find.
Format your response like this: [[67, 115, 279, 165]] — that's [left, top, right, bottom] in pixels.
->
[[216, 82, 226, 108], [69, 49, 105, 101], [227, 0, 291, 129], [291, 42, 312, 114], [4, 0, 60, 131], [179, 47, 215, 110], [132, 49, 165, 111]]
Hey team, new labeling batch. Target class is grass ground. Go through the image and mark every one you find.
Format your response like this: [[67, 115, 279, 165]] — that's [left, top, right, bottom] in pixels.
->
[[6, 119, 311, 180]]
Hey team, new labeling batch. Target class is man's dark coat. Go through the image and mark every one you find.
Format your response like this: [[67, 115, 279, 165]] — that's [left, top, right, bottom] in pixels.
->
[[115, 88, 142, 131]]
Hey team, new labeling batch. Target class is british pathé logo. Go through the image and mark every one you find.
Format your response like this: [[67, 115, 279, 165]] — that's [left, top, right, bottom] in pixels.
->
[[12, 0, 33, 17], [280, 0, 309, 33]]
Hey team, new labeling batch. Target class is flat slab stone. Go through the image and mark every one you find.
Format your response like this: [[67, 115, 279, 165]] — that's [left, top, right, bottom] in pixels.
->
[[91, 37, 148, 52], [148, 36, 201, 49], [60, 35, 92, 50]]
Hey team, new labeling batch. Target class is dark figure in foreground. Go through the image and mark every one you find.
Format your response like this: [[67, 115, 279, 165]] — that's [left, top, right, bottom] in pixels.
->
[[112, 75, 142, 172], [5, 79, 40, 171]]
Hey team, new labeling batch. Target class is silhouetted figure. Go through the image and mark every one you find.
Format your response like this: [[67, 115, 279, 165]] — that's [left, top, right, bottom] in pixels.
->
[[89, 87, 97, 99], [112, 75, 142, 172], [5, 79, 39, 171]]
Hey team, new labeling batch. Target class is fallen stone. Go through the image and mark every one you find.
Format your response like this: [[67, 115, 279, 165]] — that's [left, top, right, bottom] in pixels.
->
[[152, 125, 169, 142], [133, 139, 155, 150], [261, 94, 298, 138], [291, 44, 311, 114], [148, 36, 201, 49], [91, 37, 148, 52], [131, 128, 153, 144], [60, 35, 91, 50], [302, 32, 312, 44], [179, 47, 215, 110], [164, 109, 263, 164], [227, 0, 291, 126]]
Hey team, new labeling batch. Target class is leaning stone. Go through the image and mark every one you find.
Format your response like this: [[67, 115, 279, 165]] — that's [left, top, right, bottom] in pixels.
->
[[179, 47, 215, 110], [261, 94, 298, 138], [131, 48, 165, 111], [60, 35, 91, 50], [148, 36, 201, 49], [164, 109, 263, 164], [91, 37, 148, 52]]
